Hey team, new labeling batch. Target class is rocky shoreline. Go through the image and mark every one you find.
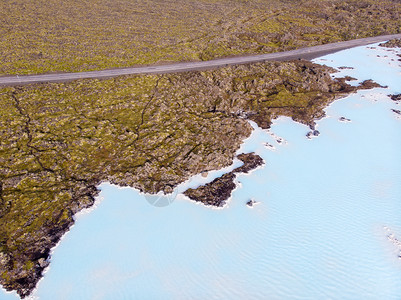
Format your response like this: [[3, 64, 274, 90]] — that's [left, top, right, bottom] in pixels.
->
[[0, 184, 99, 298], [0, 58, 392, 298], [183, 153, 264, 207]]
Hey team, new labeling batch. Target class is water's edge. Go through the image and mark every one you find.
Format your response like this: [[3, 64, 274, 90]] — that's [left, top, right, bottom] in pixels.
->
[[2, 43, 401, 300]]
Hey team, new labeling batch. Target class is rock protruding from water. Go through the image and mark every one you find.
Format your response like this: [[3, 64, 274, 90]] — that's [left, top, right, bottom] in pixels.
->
[[339, 117, 351, 122], [232, 153, 264, 174], [306, 124, 320, 139], [389, 94, 401, 102], [183, 153, 264, 207], [246, 199, 258, 207], [358, 79, 387, 90], [264, 142, 275, 150], [391, 109, 401, 116], [306, 130, 320, 139], [384, 226, 401, 259]]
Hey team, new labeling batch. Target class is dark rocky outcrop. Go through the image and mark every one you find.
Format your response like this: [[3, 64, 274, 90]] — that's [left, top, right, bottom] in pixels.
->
[[264, 142, 275, 150], [306, 130, 320, 139], [232, 153, 264, 174], [391, 109, 401, 115], [183, 173, 237, 207], [183, 153, 264, 207], [246, 199, 257, 207], [358, 79, 387, 90], [339, 116, 351, 122], [389, 94, 401, 102]]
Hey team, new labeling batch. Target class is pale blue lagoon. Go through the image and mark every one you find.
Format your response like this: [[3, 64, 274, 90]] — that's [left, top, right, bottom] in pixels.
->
[[2, 44, 401, 299]]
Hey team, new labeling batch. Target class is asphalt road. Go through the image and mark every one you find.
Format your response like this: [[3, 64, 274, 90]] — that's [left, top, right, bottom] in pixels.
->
[[1, 34, 401, 86]]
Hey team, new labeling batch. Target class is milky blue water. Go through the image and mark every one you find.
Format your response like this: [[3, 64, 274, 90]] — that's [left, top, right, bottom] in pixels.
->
[[2, 44, 401, 300]]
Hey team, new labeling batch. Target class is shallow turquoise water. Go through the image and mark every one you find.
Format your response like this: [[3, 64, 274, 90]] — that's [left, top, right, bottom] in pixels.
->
[[2, 44, 401, 299]]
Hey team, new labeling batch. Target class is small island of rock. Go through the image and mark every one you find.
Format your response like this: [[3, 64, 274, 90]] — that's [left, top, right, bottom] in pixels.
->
[[389, 94, 401, 102], [183, 153, 264, 207]]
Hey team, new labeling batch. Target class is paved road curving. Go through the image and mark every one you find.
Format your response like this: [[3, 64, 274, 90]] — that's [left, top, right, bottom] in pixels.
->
[[1, 34, 401, 86]]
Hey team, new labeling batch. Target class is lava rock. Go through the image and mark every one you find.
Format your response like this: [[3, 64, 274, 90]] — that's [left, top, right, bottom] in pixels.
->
[[389, 94, 401, 102], [306, 130, 320, 139], [358, 79, 387, 90], [183, 153, 264, 207], [233, 153, 264, 174], [391, 109, 401, 115], [339, 117, 351, 122], [246, 199, 257, 207]]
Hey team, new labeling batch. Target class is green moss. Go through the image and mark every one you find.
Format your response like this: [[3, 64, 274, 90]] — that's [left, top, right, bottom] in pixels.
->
[[0, 12, 387, 291], [1, 271, 10, 281], [0, 0, 400, 75], [23, 261, 34, 271]]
